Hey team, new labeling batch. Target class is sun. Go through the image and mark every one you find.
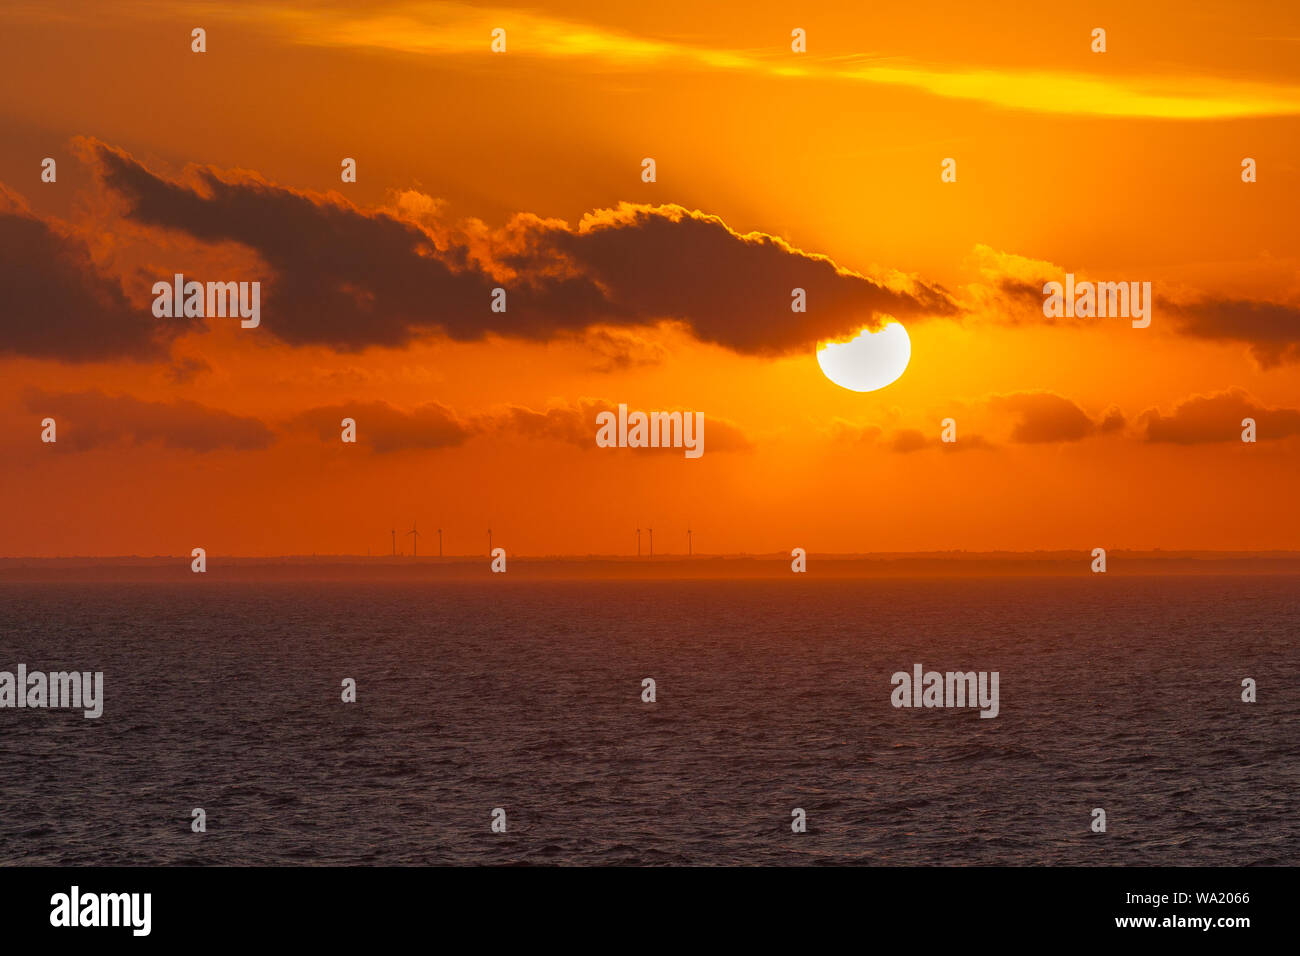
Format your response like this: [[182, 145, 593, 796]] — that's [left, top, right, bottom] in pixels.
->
[[816, 322, 911, 392]]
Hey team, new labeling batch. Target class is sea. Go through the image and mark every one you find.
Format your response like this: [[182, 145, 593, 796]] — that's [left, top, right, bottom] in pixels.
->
[[0, 575, 1296, 865]]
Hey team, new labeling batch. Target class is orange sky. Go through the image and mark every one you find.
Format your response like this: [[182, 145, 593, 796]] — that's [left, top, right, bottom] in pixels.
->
[[1, 0, 1298, 557]]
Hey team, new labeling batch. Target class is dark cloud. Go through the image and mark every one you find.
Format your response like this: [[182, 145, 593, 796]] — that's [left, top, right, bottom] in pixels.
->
[[890, 428, 993, 452], [829, 421, 885, 444], [1141, 388, 1300, 443], [509, 204, 958, 353], [0, 186, 181, 362], [84, 139, 502, 352], [1169, 298, 1300, 368], [23, 388, 274, 451], [166, 356, 211, 384], [290, 400, 474, 452], [831, 389, 1125, 450], [290, 398, 753, 453], [988, 392, 1124, 443], [831, 421, 992, 452], [890, 428, 931, 453], [1097, 405, 1126, 434], [493, 398, 754, 452], [990, 278, 1053, 320], [81, 138, 957, 355]]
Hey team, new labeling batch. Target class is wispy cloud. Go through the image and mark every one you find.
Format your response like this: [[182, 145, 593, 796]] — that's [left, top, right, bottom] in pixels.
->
[[101, 0, 1300, 119]]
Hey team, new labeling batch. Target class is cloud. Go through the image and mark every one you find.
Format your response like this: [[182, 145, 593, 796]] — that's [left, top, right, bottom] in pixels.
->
[[890, 428, 994, 452], [967, 247, 1300, 366], [83, 139, 503, 352], [81, 139, 955, 355], [23, 389, 274, 452], [166, 356, 212, 384], [964, 249, 1300, 377], [506, 203, 956, 353], [289, 398, 753, 453], [1169, 298, 1300, 368], [988, 392, 1125, 443], [108, 2, 1300, 119], [829, 421, 885, 444], [831, 391, 1127, 449], [889, 428, 932, 453], [830, 420, 992, 452], [290, 400, 475, 452], [576, 326, 670, 373], [491, 398, 754, 452], [0, 185, 183, 362], [832, 388, 1295, 449], [1140, 388, 1300, 443], [1097, 406, 1127, 434], [962, 245, 1101, 327]]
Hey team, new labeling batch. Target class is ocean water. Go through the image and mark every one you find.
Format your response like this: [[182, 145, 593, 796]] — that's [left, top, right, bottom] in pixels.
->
[[0, 575, 1296, 865]]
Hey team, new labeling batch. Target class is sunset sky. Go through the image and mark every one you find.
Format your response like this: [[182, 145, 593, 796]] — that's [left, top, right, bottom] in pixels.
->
[[1, 0, 1298, 557]]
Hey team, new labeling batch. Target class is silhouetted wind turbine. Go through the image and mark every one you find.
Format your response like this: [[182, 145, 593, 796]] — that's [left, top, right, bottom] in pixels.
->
[[636, 527, 641, 557], [687, 525, 692, 557], [390, 526, 396, 556], [649, 527, 654, 557], [437, 527, 443, 558], [488, 527, 493, 556], [407, 521, 420, 557]]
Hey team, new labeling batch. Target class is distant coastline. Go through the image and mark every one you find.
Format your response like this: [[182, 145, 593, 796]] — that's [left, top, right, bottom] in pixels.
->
[[3, 551, 1300, 581]]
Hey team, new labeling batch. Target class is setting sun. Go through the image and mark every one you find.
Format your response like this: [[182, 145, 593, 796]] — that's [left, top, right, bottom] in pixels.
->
[[816, 321, 912, 392]]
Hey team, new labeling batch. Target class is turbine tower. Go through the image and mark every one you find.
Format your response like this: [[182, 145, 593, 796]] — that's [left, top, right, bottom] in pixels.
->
[[648, 527, 654, 557], [437, 527, 443, 558], [407, 521, 420, 557], [488, 528, 493, 556], [636, 527, 641, 557], [390, 526, 396, 557], [687, 526, 692, 557]]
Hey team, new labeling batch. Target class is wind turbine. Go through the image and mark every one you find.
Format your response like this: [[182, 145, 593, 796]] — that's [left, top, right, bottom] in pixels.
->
[[687, 525, 692, 557], [488, 527, 493, 556], [437, 527, 443, 558], [636, 527, 641, 557], [407, 521, 420, 557], [390, 526, 396, 557], [648, 527, 654, 557]]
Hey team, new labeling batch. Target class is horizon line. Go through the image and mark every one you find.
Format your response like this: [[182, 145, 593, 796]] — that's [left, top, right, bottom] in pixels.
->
[[5, 549, 1300, 562]]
